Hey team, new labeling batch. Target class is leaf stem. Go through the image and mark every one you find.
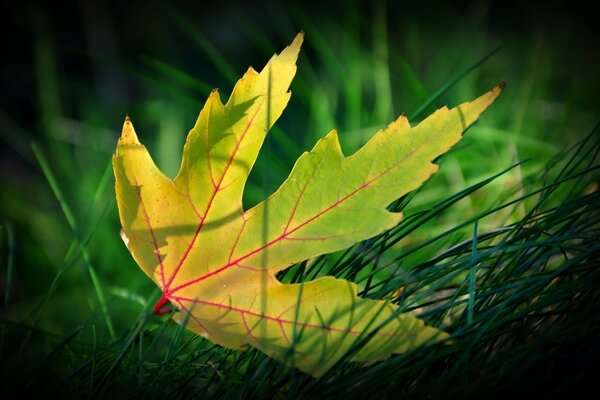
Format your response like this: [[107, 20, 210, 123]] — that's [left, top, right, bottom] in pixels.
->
[[153, 295, 173, 316]]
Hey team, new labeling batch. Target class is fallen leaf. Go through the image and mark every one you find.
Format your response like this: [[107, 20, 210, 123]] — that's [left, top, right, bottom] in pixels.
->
[[113, 33, 502, 376]]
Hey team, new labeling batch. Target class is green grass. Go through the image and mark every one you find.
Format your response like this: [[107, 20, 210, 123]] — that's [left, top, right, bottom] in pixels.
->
[[1, 2, 599, 398]]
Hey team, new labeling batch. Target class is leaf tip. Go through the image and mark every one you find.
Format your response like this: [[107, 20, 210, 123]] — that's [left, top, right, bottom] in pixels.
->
[[294, 31, 305, 45], [486, 81, 505, 103], [119, 115, 140, 145], [397, 113, 410, 128], [207, 88, 224, 108], [282, 32, 304, 60], [484, 81, 504, 100], [489, 81, 505, 99]]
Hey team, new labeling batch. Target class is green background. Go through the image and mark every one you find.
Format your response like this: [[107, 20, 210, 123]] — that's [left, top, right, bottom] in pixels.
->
[[1, 1, 599, 398]]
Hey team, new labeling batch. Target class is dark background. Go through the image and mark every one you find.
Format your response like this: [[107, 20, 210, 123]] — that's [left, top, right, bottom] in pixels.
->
[[1, 0, 599, 397], [2, 0, 599, 147]]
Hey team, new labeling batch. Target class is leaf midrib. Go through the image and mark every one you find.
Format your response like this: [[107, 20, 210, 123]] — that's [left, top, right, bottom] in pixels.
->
[[164, 96, 266, 292], [166, 143, 423, 296]]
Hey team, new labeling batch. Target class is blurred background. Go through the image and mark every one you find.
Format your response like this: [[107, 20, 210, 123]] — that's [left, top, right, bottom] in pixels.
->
[[1, 0, 599, 397]]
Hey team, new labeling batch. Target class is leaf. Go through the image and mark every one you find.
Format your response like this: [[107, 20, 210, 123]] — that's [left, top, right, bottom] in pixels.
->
[[113, 33, 503, 377]]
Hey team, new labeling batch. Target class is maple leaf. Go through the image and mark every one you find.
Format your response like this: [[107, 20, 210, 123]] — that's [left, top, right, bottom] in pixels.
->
[[113, 33, 503, 376]]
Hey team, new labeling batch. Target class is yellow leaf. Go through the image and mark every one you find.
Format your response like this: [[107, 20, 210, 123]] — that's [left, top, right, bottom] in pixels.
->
[[113, 32, 502, 376]]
